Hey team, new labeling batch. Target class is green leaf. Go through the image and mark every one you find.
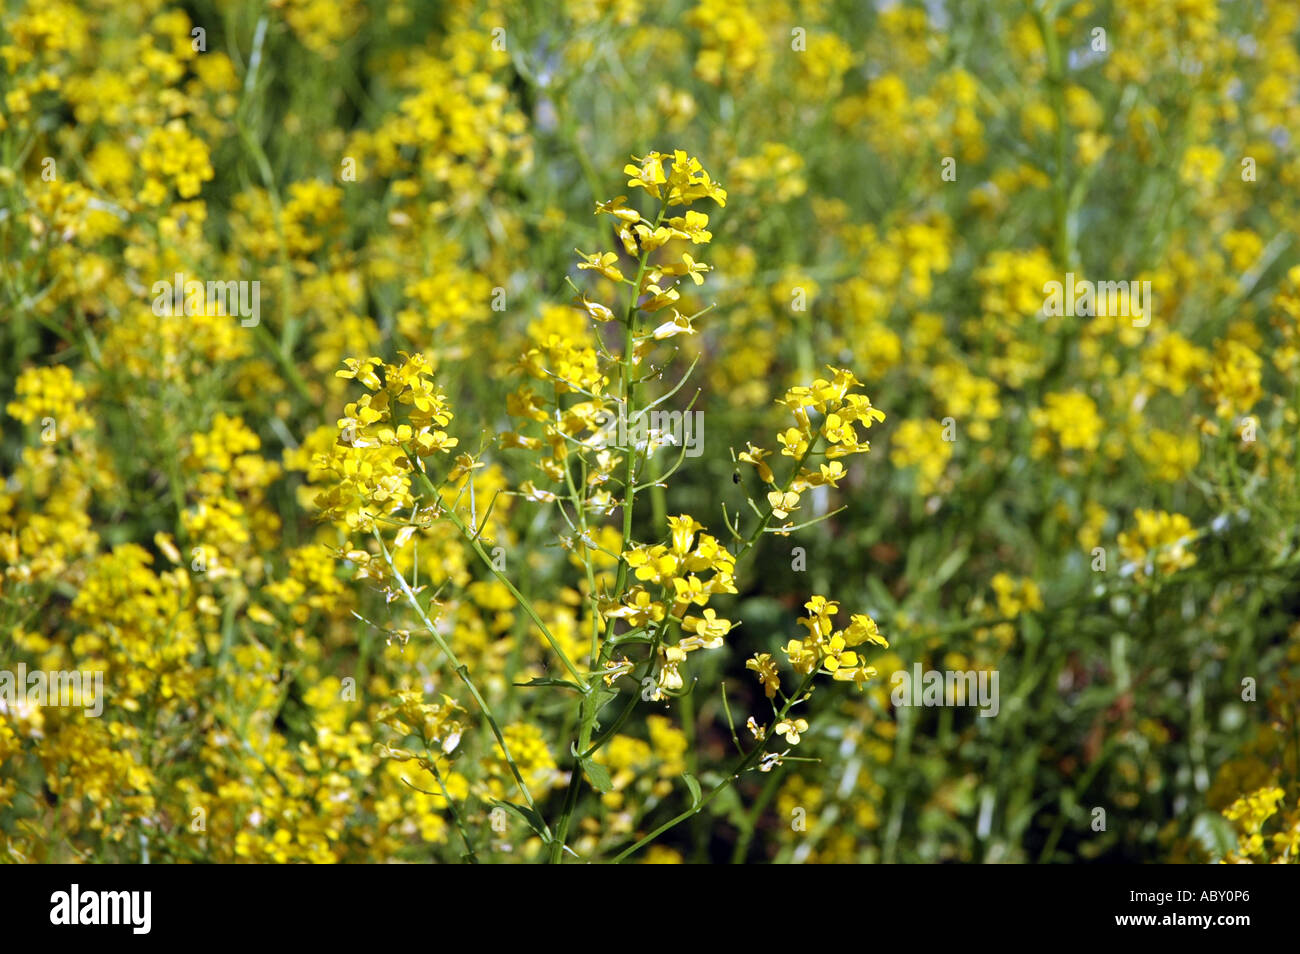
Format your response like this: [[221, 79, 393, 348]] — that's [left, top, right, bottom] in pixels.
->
[[683, 772, 702, 808], [580, 757, 613, 793], [929, 547, 969, 589], [589, 687, 622, 731], [1190, 811, 1238, 859], [865, 576, 898, 613], [1020, 611, 1044, 647], [513, 677, 584, 693]]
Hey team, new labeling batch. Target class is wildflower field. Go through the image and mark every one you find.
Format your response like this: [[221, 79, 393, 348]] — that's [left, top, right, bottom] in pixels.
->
[[3, 0, 1300, 867]]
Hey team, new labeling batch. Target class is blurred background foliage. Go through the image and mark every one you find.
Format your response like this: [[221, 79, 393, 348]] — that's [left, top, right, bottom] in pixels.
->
[[3, 0, 1300, 862]]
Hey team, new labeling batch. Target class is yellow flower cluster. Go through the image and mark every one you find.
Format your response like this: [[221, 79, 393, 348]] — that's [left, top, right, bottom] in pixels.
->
[[1118, 509, 1198, 578], [615, 515, 737, 696], [5, 365, 94, 440], [735, 368, 886, 530], [1031, 391, 1103, 457], [139, 119, 214, 205], [314, 353, 458, 532], [1222, 787, 1298, 863], [9, 0, 1300, 868], [744, 597, 891, 768], [890, 418, 953, 496]]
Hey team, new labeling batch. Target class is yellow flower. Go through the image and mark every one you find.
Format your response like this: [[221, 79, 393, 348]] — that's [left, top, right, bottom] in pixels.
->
[[738, 443, 775, 483], [746, 653, 780, 699], [821, 634, 858, 673], [767, 490, 800, 519], [682, 608, 731, 642], [580, 295, 616, 323], [832, 664, 878, 690], [844, 614, 888, 648], [575, 249, 625, 283], [783, 638, 817, 674], [651, 310, 696, 340], [624, 150, 727, 207], [624, 152, 667, 194], [774, 717, 809, 745]]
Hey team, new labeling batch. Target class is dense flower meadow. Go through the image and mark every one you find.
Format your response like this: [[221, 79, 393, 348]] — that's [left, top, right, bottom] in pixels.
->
[[3, 0, 1300, 864]]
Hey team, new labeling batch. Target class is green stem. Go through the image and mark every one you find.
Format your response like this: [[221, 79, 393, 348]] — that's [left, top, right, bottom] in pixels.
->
[[548, 201, 665, 861], [1032, 2, 1074, 271], [403, 450, 587, 685], [612, 671, 818, 863], [730, 767, 782, 863], [373, 527, 551, 842], [424, 745, 480, 864], [441, 504, 587, 685]]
